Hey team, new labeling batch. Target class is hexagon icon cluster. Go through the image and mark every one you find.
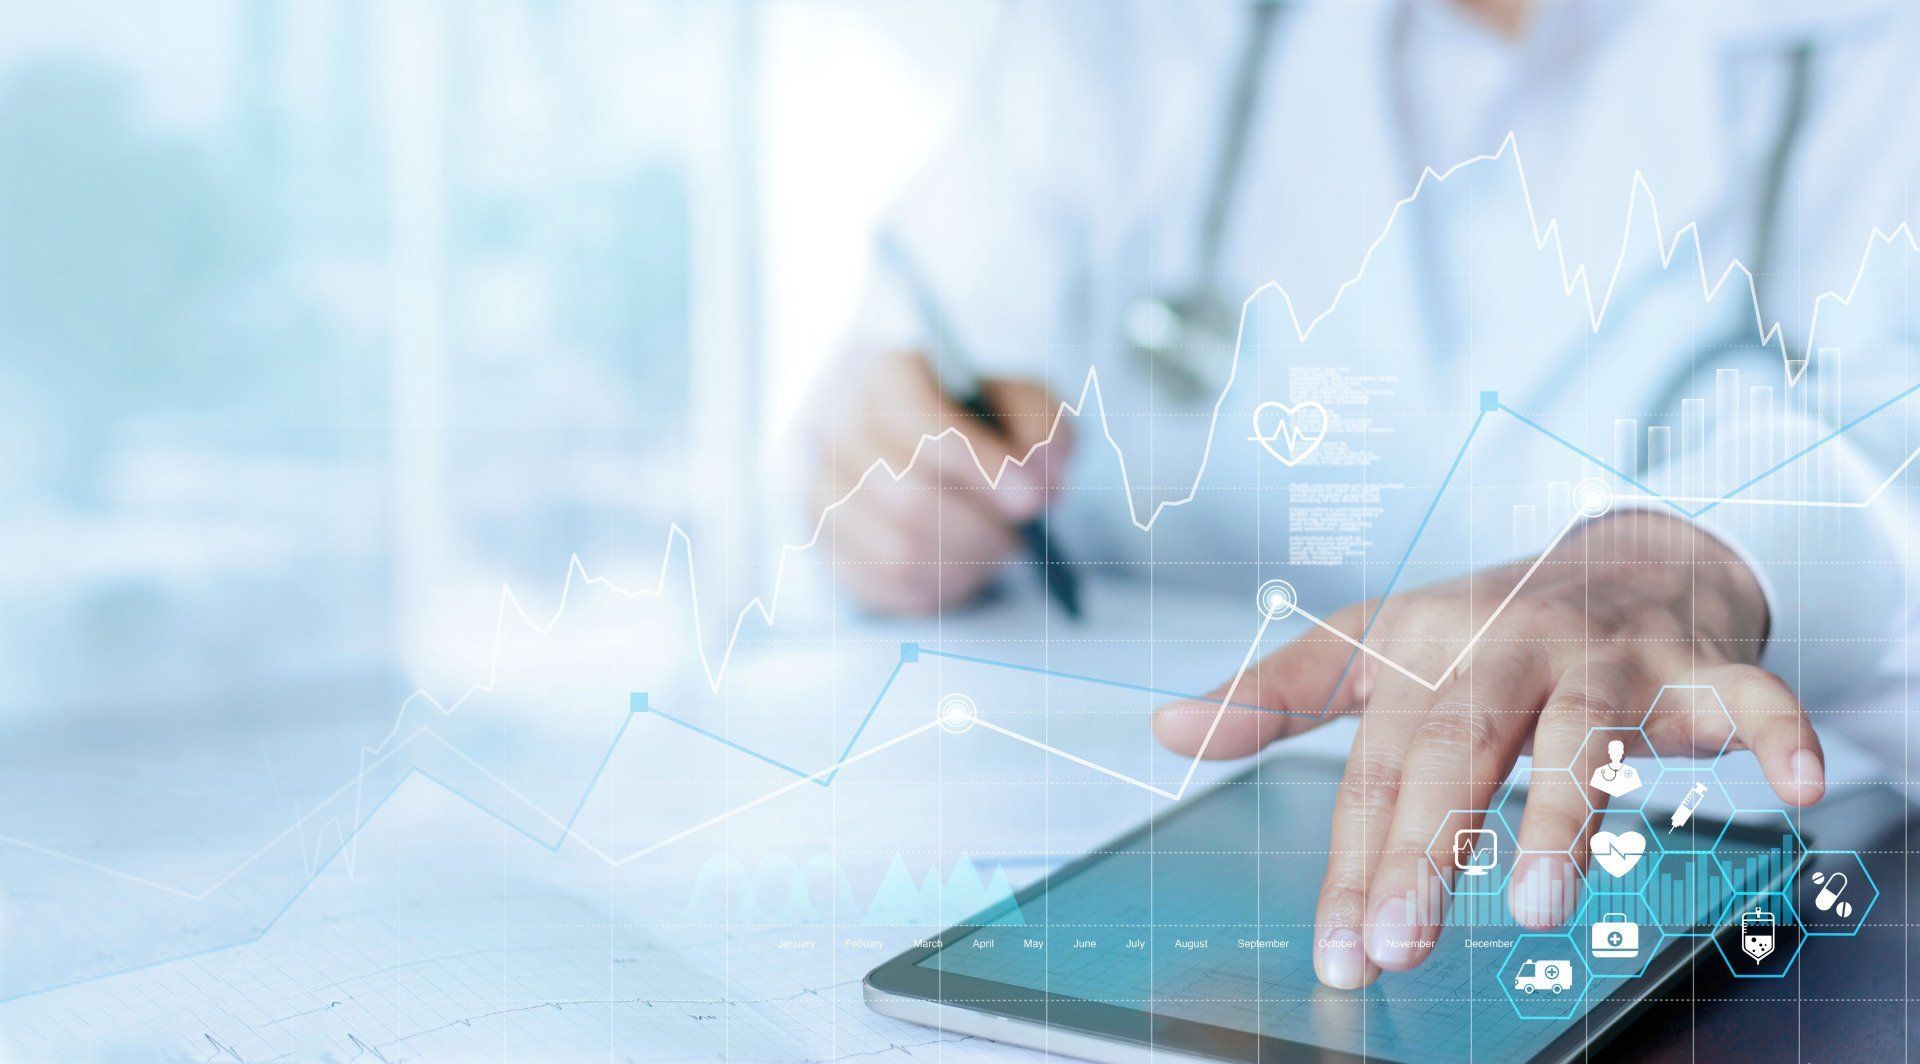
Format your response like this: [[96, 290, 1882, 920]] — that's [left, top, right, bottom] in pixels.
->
[[1491, 683, 1879, 1015]]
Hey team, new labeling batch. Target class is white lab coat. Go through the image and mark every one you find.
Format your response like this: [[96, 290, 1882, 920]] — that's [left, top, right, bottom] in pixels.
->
[[845, 0, 1920, 763]]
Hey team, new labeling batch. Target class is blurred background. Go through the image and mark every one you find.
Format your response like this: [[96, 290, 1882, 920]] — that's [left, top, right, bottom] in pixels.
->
[[0, 0, 997, 723]]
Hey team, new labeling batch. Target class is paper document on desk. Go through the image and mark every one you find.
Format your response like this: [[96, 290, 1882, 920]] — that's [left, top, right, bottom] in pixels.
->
[[0, 575, 1275, 1060]]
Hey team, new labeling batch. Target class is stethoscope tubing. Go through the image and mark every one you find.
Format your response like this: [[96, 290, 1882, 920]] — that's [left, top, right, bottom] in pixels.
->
[[1133, 4, 1815, 417]]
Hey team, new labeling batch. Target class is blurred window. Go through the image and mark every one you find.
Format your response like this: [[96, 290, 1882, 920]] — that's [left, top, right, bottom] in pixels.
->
[[0, 2, 711, 712]]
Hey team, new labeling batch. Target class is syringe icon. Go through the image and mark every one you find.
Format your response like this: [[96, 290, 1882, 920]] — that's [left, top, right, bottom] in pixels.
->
[[1669, 781, 1708, 831]]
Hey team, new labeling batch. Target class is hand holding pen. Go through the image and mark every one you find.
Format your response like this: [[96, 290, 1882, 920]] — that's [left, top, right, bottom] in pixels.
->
[[808, 350, 1078, 617]]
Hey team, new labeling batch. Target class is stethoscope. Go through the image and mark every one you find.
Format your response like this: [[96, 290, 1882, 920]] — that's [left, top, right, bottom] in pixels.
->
[[1121, 1, 1816, 420], [1119, 0, 1290, 403]]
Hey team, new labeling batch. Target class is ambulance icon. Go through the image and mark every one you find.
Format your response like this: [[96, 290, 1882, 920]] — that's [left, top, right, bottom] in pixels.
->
[[1513, 959, 1574, 995]]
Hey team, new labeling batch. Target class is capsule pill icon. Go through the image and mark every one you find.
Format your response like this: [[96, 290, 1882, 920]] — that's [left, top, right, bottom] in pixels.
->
[[1810, 871, 1852, 918]]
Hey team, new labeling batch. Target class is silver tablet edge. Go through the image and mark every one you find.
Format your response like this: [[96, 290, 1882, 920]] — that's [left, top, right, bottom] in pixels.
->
[[864, 980, 1221, 1064]]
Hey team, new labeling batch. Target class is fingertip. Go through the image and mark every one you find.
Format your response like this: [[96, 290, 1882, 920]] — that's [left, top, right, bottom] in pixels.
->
[[1150, 701, 1210, 756], [1779, 747, 1826, 806], [1314, 928, 1373, 990], [1363, 893, 1432, 971], [1152, 699, 1274, 760]]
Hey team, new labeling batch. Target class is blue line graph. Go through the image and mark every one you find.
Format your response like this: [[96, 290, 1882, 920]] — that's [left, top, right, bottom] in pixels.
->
[[633, 643, 1311, 791], [914, 648, 1304, 718], [11, 118, 1920, 1044], [6, 380, 1915, 1011], [632, 658, 909, 785]]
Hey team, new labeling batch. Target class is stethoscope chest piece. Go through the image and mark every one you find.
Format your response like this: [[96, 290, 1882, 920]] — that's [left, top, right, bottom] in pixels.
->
[[1122, 289, 1245, 403]]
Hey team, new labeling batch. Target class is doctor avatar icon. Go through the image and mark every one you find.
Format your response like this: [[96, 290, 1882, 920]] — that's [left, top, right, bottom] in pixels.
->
[[1588, 740, 1643, 799]]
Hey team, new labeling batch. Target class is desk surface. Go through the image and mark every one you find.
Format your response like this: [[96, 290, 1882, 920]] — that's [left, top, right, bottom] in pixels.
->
[[0, 574, 1911, 1060]]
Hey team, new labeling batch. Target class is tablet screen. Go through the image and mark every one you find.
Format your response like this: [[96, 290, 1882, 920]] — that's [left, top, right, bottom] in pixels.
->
[[913, 758, 1776, 1063]]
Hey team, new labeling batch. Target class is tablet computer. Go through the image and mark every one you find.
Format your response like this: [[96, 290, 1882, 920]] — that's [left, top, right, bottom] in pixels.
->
[[866, 755, 1793, 1063]]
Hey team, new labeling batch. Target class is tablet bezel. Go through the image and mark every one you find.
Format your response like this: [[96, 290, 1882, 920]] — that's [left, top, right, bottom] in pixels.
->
[[865, 757, 1789, 1064]]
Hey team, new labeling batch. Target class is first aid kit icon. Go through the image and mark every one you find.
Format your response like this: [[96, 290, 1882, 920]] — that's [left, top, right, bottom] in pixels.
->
[[1590, 913, 1640, 959]]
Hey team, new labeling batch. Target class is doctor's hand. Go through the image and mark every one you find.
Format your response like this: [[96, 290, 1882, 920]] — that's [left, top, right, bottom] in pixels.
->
[[1151, 509, 1824, 990], [811, 350, 1072, 615]]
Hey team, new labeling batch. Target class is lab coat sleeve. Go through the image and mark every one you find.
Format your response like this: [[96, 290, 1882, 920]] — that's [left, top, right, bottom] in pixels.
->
[[1629, 346, 1920, 726], [1642, 6, 1920, 791]]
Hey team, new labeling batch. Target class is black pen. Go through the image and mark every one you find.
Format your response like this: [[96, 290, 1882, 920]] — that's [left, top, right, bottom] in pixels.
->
[[877, 235, 1081, 619], [952, 388, 1081, 619]]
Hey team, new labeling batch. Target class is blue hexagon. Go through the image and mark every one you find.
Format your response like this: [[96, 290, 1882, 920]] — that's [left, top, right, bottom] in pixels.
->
[[1573, 725, 1661, 812], [1641, 849, 1731, 938], [1423, 807, 1519, 898], [1640, 684, 1737, 762], [1711, 890, 1804, 978], [1575, 892, 1664, 979], [1641, 763, 1732, 852], [1499, 934, 1593, 1019], [1578, 808, 1663, 897], [1711, 810, 1808, 896], [1797, 849, 1878, 937]]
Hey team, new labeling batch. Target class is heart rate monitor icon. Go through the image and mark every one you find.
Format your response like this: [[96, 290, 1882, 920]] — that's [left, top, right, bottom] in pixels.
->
[[1250, 401, 1329, 466], [1589, 830, 1647, 878]]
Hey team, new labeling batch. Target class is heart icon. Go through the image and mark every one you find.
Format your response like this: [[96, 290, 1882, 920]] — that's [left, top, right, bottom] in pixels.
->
[[1590, 830, 1646, 878], [1250, 401, 1329, 467]]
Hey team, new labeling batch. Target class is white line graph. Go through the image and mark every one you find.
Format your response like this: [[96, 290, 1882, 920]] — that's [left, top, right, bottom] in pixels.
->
[[6, 131, 1920, 926], [613, 721, 944, 863], [974, 719, 1179, 800], [373, 127, 1920, 729]]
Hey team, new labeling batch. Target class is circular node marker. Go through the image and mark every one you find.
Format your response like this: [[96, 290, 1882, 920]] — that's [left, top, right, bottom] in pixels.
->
[[1574, 478, 1613, 518], [937, 693, 978, 734], [1256, 579, 1298, 620]]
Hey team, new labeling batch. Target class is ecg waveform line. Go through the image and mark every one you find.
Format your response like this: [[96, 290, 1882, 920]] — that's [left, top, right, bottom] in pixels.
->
[[5, 131, 1920, 1006]]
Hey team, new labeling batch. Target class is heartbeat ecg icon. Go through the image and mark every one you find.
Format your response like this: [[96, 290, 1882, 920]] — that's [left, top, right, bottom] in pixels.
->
[[1589, 830, 1648, 878], [1250, 400, 1330, 466]]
